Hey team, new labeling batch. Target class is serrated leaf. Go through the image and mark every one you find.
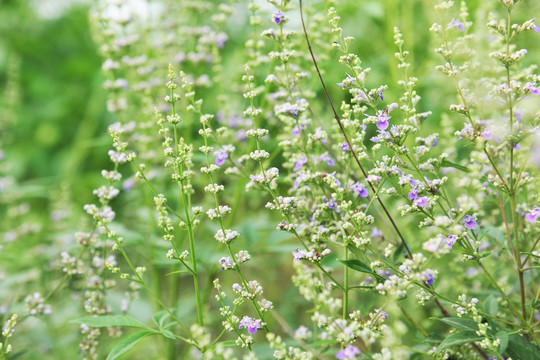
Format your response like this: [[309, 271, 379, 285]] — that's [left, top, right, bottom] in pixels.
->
[[106, 331, 154, 360], [437, 317, 478, 332], [437, 331, 483, 352], [73, 315, 150, 330]]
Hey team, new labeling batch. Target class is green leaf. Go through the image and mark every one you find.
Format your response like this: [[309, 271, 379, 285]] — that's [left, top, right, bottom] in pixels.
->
[[505, 333, 540, 360], [338, 259, 383, 281], [392, 242, 406, 263], [437, 331, 483, 352], [310, 339, 339, 348], [483, 295, 499, 317], [161, 329, 176, 339], [106, 331, 154, 360], [436, 317, 478, 332], [72, 315, 150, 330], [441, 159, 470, 172], [496, 331, 509, 354]]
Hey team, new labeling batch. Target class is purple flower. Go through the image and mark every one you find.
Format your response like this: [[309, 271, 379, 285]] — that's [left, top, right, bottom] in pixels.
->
[[408, 188, 419, 200], [432, 137, 439, 147], [525, 82, 540, 95], [448, 18, 465, 31], [273, 11, 285, 24], [215, 149, 228, 165], [525, 206, 540, 223], [463, 215, 477, 230], [295, 156, 308, 170], [326, 198, 338, 210], [341, 142, 350, 152], [336, 345, 361, 359], [414, 197, 428, 207], [371, 228, 383, 238], [379, 89, 384, 100], [320, 152, 335, 166], [239, 316, 262, 335], [370, 136, 380, 143], [351, 182, 368, 198], [482, 127, 493, 140], [292, 126, 301, 136], [376, 111, 390, 130], [293, 249, 305, 261], [447, 235, 458, 248], [531, 22, 540, 33], [220, 257, 233, 271]]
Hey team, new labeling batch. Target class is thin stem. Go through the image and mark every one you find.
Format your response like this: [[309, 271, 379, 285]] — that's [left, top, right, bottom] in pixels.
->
[[299, 0, 412, 259]]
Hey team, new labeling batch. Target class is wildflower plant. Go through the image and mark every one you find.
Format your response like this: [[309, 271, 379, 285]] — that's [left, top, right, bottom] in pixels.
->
[[1, 0, 540, 359]]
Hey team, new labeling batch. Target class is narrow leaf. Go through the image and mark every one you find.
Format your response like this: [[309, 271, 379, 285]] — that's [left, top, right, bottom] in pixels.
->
[[438, 331, 483, 352], [106, 331, 154, 360], [441, 159, 470, 172], [161, 329, 176, 339], [338, 259, 383, 281], [73, 315, 150, 330], [437, 317, 478, 332]]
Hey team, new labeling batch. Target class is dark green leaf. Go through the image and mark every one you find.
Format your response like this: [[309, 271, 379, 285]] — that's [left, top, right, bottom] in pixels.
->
[[505, 333, 540, 360], [436, 317, 478, 332], [106, 331, 154, 360], [437, 331, 483, 352]]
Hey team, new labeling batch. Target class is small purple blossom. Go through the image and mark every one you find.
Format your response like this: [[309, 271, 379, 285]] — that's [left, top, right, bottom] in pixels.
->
[[336, 345, 361, 359], [414, 197, 428, 207], [447, 235, 458, 248], [379, 89, 384, 100], [273, 11, 285, 24], [215, 149, 228, 165], [371, 228, 383, 238], [376, 111, 390, 130], [239, 316, 262, 335], [370, 136, 380, 143], [320, 152, 335, 166], [341, 142, 350, 152], [531, 22, 540, 33], [525, 206, 540, 223], [432, 137, 439, 147], [372, 308, 389, 322], [408, 188, 419, 200], [463, 214, 477, 230], [482, 127, 493, 140], [351, 182, 368, 198], [293, 249, 305, 261], [525, 82, 540, 95], [220, 257, 233, 271], [292, 125, 301, 136], [448, 18, 465, 31], [326, 198, 338, 210], [295, 156, 308, 170]]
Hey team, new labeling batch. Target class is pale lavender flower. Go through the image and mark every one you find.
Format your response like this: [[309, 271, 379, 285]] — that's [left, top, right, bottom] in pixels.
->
[[414, 197, 428, 207], [341, 142, 350, 152], [463, 215, 477, 230], [376, 111, 390, 130], [525, 206, 540, 222], [351, 182, 368, 198], [447, 235, 458, 248], [482, 127, 493, 140], [239, 316, 262, 334], [295, 156, 308, 170], [215, 149, 228, 165], [336, 344, 360, 359], [320, 152, 335, 166], [220, 257, 233, 271], [273, 11, 285, 24], [525, 82, 540, 95], [408, 188, 419, 200], [448, 18, 465, 31]]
